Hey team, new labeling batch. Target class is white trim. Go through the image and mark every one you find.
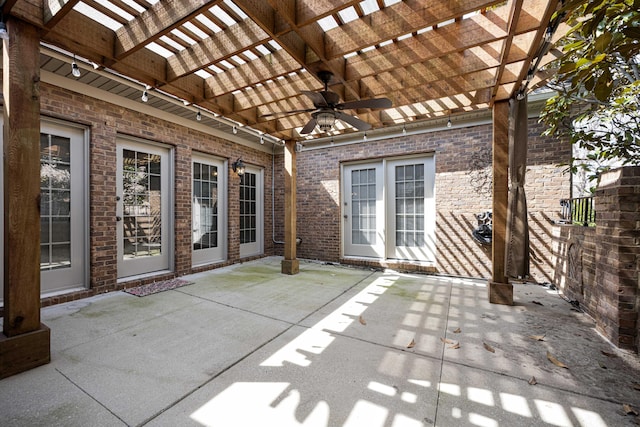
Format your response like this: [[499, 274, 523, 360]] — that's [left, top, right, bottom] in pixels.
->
[[191, 152, 228, 267]]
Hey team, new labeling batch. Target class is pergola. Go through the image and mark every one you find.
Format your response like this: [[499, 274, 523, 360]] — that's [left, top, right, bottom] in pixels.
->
[[1, 0, 564, 377]]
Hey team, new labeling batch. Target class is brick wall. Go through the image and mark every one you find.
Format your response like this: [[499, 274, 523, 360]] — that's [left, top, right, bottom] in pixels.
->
[[555, 166, 640, 351], [37, 83, 274, 307], [275, 117, 570, 282]]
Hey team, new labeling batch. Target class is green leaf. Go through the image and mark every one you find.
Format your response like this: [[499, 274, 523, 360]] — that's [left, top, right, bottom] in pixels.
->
[[595, 32, 613, 52]]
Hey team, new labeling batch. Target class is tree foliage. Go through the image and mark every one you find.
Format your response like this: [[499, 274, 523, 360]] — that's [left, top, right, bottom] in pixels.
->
[[540, 0, 640, 181]]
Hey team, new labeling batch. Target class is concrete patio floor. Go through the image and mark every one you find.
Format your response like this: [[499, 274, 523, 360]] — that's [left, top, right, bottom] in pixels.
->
[[1, 257, 639, 427]]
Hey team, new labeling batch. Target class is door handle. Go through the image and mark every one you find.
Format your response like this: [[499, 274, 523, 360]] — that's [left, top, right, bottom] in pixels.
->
[[116, 216, 122, 222]]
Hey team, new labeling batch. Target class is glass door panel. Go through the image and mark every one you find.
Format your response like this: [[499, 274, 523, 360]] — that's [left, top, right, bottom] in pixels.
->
[[117, 140, 171, 278], [239, 166, 263, 258], [192, 155, 226, 265], [387, 157, 436, 261], [343, 163, 384, 258]]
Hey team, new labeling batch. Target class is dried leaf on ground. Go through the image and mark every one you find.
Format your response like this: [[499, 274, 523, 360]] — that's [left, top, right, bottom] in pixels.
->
[[483, 342, 495, 353], [449, 342, 460, 349], [547, 351, 569, 369], [528, 376, 537, 385], [358, 315, 367, 325], [531, 300, 544, 306], [601, 350, 617, 358], [624, 404, 639, 416], [598, 360, 608, 369], [441, 337, 455, 344], [529, 334, 546, 341], [407, 339, 415, 349], [632, 382, 640, 391], [453, 327, 461, 333]]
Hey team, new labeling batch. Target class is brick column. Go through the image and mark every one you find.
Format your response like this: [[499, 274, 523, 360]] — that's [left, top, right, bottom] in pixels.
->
[[594, 167, 640, 351]]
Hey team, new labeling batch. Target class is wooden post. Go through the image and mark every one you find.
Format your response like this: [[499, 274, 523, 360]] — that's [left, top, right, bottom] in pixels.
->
[[0, 18, 51, 379], [488, 100, 513, 304], [281, 140, 299, 275]]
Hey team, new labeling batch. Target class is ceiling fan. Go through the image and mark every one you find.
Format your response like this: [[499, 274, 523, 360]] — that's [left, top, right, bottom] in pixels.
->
[[262, 71, 392, 134]]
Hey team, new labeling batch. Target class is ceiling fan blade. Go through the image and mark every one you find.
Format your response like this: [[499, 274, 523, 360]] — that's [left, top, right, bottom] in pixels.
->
[[260, 108, 316, 118], [338, 98, 392, 110], [320, 90, 341, 106], [300, 118, 318, 134], [302, 91, 328, 108], [335, 112, 372, 131]]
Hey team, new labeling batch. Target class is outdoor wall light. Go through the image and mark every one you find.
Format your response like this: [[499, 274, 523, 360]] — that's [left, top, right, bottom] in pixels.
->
[[232, 158, 245, 176], [71, 56, 81, 78]]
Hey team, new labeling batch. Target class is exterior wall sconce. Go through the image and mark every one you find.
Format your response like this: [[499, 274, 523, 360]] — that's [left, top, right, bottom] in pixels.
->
[[232, 158, 245, 176]]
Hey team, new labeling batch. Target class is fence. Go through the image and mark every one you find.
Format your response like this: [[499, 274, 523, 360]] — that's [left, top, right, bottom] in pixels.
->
[[559, 196, 595, 226]]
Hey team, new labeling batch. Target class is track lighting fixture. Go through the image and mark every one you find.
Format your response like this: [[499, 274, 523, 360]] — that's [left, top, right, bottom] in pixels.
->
[[141, 89, 149, 103], [402, 124, 407, 135], [196, 110, 202, 121], [260, 134, 264, 145], [363, 132, 367, 142], [71, 56, 81, 78], [232, 125, 238, 135], [447, 115, 452, 128]]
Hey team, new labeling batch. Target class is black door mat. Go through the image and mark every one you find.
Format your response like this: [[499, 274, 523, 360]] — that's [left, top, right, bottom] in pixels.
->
[[124, 278, 194, 297]]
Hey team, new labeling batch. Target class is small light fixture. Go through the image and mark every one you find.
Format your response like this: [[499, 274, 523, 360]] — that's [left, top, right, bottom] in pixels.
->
[[516, 90, 526, 101], [544, 26, 553, 43], [316, 111, 336, 132], [295, 142, 303, 152], [402, 124, 407, 135], [141, 89, 149, 103], [232, 125, 238, 134], [363, 132, 367, 142], [232, 158, 245, 176], [259, 134, 264, 145], [196, 110, 202, 121], [0, 21, 9, 41], [71, 55, 81, 78], [447, 115, 452, 128]]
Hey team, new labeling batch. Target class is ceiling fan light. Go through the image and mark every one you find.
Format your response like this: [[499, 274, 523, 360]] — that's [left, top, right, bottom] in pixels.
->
[[316, 112, 335, 131]]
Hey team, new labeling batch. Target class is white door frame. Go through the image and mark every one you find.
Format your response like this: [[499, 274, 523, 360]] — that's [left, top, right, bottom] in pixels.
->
[[116, 137, 174, 279], [192, 153, 227, 266], [342, 155, 436, 262], [1, 118, 89, 305], [239, 165, 264, 258]]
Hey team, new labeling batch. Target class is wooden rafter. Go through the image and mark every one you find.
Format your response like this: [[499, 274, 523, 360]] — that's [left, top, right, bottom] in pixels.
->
[[6, 0, 563, 140]]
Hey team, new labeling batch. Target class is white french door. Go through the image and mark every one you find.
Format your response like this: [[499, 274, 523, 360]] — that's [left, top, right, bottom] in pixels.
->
[[342, 156, 436, 262], [1, 119, 88, 305], [116, 139, 172, 278], [343, 163, 385, 258], [39, 122, 89, 293], [239, 166, 264, 258], [192, 154, 227, 266]]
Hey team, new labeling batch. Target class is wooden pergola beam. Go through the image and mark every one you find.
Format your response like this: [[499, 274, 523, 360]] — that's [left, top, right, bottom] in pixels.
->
[[0, 17, 51, 379], [281, 140, 299, 275], [488, 100, 512, 304], [114, 0, 223, 58]]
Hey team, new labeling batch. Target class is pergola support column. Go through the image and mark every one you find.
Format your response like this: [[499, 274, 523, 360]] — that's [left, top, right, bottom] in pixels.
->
[[0, 18, 51, 379], [488, 100, 513, 304], [281, 140, 299, 275]]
